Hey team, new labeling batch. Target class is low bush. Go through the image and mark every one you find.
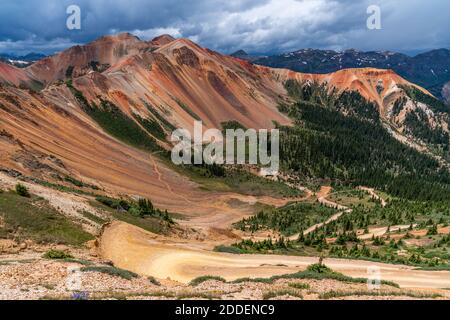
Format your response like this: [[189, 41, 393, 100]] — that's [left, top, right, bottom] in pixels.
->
[[288, 282, 311, 290], [319, 289, 441, 300], [232, 264, 400, 288], [80, 266, 138, 280], [189, 275, 226, 286], [15, 184, 30, 197], [213, 245, 242, 254], [43, 250, 73, 260], [263, 288, 303, 300], [306, 263, 332, 274], [148, 276, 161, 286]]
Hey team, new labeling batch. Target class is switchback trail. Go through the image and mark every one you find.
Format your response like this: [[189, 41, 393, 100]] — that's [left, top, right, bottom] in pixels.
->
[[288, 186, 352, 240]]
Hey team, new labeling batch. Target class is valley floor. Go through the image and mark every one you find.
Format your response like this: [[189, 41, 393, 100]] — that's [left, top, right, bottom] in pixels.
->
[[1, 164, 449, 300], [99, 220, 450, 290], [1, 249, 448, 300]]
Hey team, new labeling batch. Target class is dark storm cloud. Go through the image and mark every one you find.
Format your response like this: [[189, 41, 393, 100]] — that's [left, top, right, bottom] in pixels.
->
[[0, 0, 449, 55]]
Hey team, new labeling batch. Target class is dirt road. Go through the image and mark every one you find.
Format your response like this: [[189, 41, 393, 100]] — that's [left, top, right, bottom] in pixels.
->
[[288, 186, 352, 240], [359, 224, 415, 240], [97, 175, 449, 291], [100, 221, 450, 289], [358, 186, 387, 207], [149, 155, 313, 229]]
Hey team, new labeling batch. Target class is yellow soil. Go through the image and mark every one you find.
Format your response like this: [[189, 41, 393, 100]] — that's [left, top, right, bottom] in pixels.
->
[[99, 221, 450, 289]]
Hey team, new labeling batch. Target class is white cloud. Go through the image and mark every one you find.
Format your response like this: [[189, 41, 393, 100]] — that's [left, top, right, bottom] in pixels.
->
[[0, 0, 448, 55], [0, 37, 77, 55], [127, 28, 182, 40]]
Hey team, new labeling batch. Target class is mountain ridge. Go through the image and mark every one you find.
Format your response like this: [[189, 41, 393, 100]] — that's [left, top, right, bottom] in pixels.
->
[[0, 33, 447, 191], [245, 47, 450, 102], [0, 34, 431, 116], [0, 34, 449, 290], [0, 52, 46, 68]]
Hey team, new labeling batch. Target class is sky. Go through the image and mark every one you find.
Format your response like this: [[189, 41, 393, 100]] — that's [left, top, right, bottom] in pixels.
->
[[0, 0, 449, 56]]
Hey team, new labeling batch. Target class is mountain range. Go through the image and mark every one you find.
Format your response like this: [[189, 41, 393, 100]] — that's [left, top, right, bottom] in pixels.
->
[[0, 33, 448, 167], [232, 48, 450, 103], [1, 33, 450, 297], [0, 52, 46, 68], [0, 32, 447, 207]]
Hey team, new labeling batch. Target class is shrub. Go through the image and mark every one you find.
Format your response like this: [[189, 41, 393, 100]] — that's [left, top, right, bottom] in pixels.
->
[[67, 84, 162, 153], [213, 245, 242, 254], [189, 275, 226, 286], [427, 224, 438, 236], [80, 266, 138, 280], [43, 250, 73, 260], [319, 289, 441, 300], [221, 120, 247, 131], [64, 176, 84, 187], [263, 288, 303, 300], [306, 263, 332, 274], [15, 184, 30, 197], [288, 282, 311, 290], [148, 276, 161, 286], [96, 196, 130, 211], [176, 99, 201, 121], [232, 264, 400, 288], [372, 236, 385, 246], [128, 206, 143, 217]]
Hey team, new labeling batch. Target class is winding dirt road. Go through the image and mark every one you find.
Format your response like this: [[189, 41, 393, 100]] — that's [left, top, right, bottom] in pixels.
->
[[98, 171, 450, 291], [288, 186, 352, 240], [150, 155, 313, 229], [100, 221, 450, 289], [358, 186, 387, 207]]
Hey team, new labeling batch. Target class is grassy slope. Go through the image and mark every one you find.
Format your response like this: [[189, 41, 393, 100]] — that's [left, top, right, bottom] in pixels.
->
[[88, 200, 172, 235], [0, 191, 93, 245]]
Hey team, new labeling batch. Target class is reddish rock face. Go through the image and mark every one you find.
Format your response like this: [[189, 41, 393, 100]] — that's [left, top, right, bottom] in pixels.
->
[[0, 61, 34, 86], [0, 33, 436, 208], [151, 34, 176, 46], [2, 33, 426, 131]]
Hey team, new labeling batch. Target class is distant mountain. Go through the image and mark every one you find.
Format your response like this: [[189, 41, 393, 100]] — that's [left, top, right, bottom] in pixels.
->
[[252, 48, 450, 101], [21, 53, 47, 61], [0, 52, 46, 68], [230, 49, 265, 62]]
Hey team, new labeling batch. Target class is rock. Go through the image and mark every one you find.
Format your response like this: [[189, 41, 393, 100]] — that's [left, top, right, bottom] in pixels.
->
[[24, 240, 33, 247], [87, 240, 99, 257], [0, 239, 17, 253], [19, 242, 27, 250], [54, 244, 69, 252], [85, 239, 97, 249], [104, 260, 114, 266]]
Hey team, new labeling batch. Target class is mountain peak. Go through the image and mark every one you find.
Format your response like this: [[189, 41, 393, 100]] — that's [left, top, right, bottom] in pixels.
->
[[151, 34, 176, 46], [231, 50, 248, 56], [230, 49, 265, 62], [92, 32, 142, 44], [117, 32, 140, 40], [343, 48, 360, 53]]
